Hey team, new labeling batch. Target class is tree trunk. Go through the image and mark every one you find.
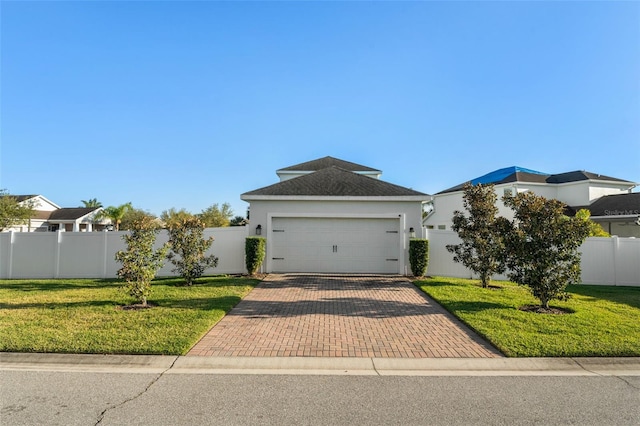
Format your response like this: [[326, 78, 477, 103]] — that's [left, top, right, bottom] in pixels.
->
[[481, 274, 490, 288]]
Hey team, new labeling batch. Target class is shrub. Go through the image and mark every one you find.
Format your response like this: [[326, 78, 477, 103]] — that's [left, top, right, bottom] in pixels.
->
[[446, 183, 505, 288], [166, 216, 219, 286], [501, 192, 591, 309], [115, 216, 169, 306], [409, 239, 429, 277], [245, 237, 266, 276]]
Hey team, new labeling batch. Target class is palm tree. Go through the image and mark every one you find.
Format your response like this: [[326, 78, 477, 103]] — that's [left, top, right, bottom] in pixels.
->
[[81, 198, 103, 208], [99, 203, 132, 231]]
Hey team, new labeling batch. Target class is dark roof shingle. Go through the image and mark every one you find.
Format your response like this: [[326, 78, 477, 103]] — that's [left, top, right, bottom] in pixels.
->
[[48, 208, 100, 221], [243, 166, 428, 198], [278, 156, 380, 173], [584, 193, 640, 216]]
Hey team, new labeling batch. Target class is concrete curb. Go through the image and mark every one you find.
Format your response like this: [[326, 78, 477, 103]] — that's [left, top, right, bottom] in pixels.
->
[[2, 353, 640, 376]]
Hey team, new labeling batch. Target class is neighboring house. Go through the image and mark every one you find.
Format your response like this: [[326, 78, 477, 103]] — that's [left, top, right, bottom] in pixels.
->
[[3, 195, 109, 232], [576, 192, 640, 238], [241, 156, 430, 274], [424, 166, 638, 236]]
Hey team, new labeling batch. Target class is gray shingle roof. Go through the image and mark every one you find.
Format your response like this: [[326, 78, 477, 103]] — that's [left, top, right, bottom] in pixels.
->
[[584, 193, 640, 216], [243, 166, 428, 198], [277, 156, 381, 173], [48, 208, 100, 221], [439, 167, 635, 194], [546, 171, 633, 184]]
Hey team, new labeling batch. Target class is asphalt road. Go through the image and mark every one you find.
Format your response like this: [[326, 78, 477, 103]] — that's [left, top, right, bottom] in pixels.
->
[[2, 370, 639, 425]]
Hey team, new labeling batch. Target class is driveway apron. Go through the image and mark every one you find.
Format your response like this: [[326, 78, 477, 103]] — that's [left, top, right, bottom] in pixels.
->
[[187, 274, 502, 358]]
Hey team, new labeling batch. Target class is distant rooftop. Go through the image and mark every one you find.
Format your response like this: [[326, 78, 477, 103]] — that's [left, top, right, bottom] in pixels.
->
[[439, 166, 636, 194]]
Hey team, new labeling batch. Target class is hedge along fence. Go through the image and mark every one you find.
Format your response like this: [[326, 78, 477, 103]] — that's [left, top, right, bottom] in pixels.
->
[[409, 239, 429, 277], [245, 237, 266, 276]]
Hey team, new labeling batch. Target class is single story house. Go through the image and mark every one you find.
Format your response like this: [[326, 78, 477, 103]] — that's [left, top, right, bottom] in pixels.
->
[[424, 166, 638, 236], [241, 156, 430, 274], [576, 192, 640, 238], [3, 195, 109, 232]]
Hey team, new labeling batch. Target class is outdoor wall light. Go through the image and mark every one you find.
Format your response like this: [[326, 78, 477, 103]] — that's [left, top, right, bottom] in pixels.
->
[[409, 227, 416, 238], [256, 224, 262, 235]]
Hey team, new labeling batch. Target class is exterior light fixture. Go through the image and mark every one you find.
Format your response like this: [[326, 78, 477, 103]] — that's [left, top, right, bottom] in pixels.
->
[[409, 227, 416, 238], [256, 224, 262, 235]]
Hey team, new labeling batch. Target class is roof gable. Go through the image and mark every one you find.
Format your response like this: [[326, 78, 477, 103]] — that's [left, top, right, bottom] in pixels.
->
[[277, 156, 381, 173], [243, 166, 428, 198], [48, 207, 101, 221]]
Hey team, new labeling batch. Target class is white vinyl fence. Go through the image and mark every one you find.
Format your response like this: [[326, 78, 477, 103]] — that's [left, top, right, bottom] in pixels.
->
[[0, 227, 249, 279], [1, 227, 638, 285], [424, 229, 640, 286]]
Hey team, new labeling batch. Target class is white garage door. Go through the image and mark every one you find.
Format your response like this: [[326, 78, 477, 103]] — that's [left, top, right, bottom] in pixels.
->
[[270, 217, 400, 274]]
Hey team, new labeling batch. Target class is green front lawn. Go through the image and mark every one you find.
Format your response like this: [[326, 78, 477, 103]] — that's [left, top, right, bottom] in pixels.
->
[[414, 277, 640, 357], [0, 276, 259, 355]]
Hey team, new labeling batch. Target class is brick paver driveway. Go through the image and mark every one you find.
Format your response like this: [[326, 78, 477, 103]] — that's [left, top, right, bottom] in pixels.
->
[[188, 274, 502, 358]]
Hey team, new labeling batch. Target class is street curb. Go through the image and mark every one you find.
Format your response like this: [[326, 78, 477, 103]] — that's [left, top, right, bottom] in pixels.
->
[[2, 353, 640, 376]]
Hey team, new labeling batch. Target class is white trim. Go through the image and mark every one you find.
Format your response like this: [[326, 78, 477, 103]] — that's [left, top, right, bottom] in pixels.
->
[[242, 195, 429, 202]]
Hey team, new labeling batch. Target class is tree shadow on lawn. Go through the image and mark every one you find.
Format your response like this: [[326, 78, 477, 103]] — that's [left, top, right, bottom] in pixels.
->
[[568, 284, 640, 310], [1, 295, 245, 312], [0, 299, 123, 310], [438, 300, 511, 314], [0, 279, 120, 292], [151, 295, 243, 311], [152, 276, 258, 288]]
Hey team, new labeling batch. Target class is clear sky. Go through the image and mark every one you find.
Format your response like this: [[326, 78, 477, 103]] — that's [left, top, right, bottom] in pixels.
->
[[1, 1, 638, 217]]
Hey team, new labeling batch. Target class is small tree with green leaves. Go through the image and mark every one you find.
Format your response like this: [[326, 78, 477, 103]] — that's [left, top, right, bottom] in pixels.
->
[[446, 183, 506, 288], [115, 216, 169, 306], [501, 192, 591, 309], [230, 215, 248, 226], [575, 209, 610, 237], [198, 203, 233, 227], [160, 208, 194, 229], [245, 237, 266, 276], [120, 208, 158, 231], [166, 216, 218, 285], [0, 190, 35, 231], [409, 239, 429, 277]]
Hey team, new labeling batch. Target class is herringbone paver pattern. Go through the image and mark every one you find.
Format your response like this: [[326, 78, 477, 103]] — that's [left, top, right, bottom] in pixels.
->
[[187, 274, 502, 358]]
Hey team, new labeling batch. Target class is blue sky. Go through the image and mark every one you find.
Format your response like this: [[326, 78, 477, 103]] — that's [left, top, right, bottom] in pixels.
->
[[2, 1, 638, 217]]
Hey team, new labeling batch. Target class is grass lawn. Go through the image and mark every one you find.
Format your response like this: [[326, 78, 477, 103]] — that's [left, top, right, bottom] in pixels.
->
[[414, 277, 640, 357], [0, 276, 259, 355]]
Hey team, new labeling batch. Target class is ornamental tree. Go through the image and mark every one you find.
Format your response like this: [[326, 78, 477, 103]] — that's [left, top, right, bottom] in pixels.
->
[[115, 216, 169, 306], [501, 192, 591, 309], [0, 190, 35, 231], [166, 216, 218, 285], [446, 183, 506, 288]]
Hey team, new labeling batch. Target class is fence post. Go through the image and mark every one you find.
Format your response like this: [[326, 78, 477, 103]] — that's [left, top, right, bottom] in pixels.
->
[[54, 230, 63, 279], [102, 230, 109, 279], [7, 231, 15, 279], [612, 235, 619, 286]]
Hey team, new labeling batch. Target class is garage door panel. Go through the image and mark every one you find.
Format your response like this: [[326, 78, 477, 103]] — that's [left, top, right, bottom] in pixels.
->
[[271, 217, 400, 273]]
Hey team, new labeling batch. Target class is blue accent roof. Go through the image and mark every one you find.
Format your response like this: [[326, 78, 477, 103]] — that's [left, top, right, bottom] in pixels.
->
[[470, 166, 548, 185]]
